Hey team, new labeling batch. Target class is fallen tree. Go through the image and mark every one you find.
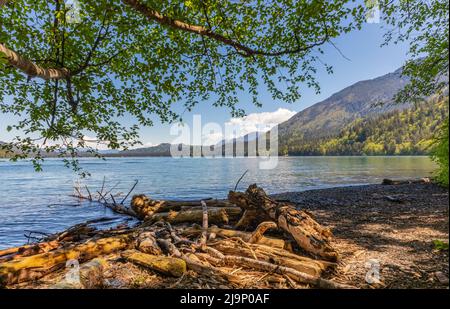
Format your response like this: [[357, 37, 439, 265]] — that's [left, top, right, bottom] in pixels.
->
[[229, 184, 338, 261], [0, 183, 344, 289], [0, 234, 134, 286]]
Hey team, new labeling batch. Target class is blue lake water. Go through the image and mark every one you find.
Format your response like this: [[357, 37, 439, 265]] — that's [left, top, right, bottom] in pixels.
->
[[0, 156, 436, 249]]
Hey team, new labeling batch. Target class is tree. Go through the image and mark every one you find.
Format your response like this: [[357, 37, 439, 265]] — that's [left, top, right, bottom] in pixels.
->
[[379, 0, 449, 185], [379, 0, 448, 103], [0, 0, 364, 172]]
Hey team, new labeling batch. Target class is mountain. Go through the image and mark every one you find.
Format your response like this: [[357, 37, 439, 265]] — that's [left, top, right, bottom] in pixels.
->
[[277, 67, 411, 143], [3, 67, 444, 158], [280, 96, 448, 155], [116, 143, 174, 157], [115, 67, 448, 157]]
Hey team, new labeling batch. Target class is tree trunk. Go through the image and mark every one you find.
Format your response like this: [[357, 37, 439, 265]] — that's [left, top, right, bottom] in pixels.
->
[[0, 234, 134, 286], [148, 208, 235, 225], [131, 194, 235, 219], [229, 184, 337, 261], [222, 255, 353, 288], [122, 250, 186, 277], [181, 226, 286, 249], [210, 239, 334, 277]]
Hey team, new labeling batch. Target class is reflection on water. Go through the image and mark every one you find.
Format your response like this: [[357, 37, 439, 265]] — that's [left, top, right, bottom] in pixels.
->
[[0, 156, 436, 248]]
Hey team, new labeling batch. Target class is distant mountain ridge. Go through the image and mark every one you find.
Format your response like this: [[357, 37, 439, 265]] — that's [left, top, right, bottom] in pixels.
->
[[276, 67, 411, 142], [2, 67, 447, 158], [118, 67, 420, 157]]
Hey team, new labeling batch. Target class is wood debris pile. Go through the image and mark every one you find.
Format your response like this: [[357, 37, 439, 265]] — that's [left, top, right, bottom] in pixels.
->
[[0, 184, 353, 289]]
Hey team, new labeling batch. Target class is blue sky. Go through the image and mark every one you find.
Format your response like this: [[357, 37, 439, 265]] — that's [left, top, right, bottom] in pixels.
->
[[0, 19, 410, 147]]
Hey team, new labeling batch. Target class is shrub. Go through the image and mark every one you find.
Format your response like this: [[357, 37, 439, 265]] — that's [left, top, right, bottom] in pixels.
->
[[431, 116, 449, 186]]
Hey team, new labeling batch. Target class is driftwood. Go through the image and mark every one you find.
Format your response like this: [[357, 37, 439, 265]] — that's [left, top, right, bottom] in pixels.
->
[[0, 234, 134, 286], [131, 195, 236, 220], [0, 218, 116, 262], [0, 183, 347, 289], [181, 226, 286, 249], [229, 184, 337, 261], [149, 208, 236, 225], [136, 232, 162, 255], [221, 255, 353, 289], [0, 241, 60, 262], [122, 250, 186, 277], [210, 239, 334, 277]]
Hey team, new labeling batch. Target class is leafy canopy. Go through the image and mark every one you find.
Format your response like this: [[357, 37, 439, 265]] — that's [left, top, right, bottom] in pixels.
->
[[378, 0, 449, 186], [379, 0, 449, 103], [0, 0, 364, 172]]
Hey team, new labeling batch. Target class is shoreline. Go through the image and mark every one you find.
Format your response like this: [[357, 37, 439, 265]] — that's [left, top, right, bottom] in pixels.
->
[[3, 181, 448, 289], [274, 182, 449, 288]]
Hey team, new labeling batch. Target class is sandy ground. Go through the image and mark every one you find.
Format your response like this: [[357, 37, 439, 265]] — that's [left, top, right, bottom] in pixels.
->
[[274, 182, 449, 289]]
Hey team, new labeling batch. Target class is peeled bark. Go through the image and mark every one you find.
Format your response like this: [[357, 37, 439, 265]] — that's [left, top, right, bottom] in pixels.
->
[[229, 184, 337, 261], [248, 221, 278, 244], [136, 232, 162, 255], [131, 194, 235, 219], [122, 250, 186, 277], [222, 255, 353, 289], [0, 234, 134, 286], [181, 226, 286, 249], [210, 240, 334, 277], [149, 208, 232, 225]]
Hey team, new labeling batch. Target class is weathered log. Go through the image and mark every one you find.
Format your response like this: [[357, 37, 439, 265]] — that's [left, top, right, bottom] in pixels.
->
[[0, 240, 59, 262], [181, 226, 286, 249], [149, 208, 232, 225], [136, 232, 162, 255], [0, 234, 134, 286], [235, 209, 272, 230], [181, 254, 240, 284], [122, 250, 186, 277], [131, 195, 235, 219], [222, 255, 353, 289], [248, 221, 278, 244], [131, 195, 166, 219], [229, 184, 337, 261], [210, 240, 334, 277]]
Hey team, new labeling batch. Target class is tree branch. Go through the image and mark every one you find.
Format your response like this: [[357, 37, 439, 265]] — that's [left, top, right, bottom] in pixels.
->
[[121, 0, 328, 57], [0, 43, 71, 79]]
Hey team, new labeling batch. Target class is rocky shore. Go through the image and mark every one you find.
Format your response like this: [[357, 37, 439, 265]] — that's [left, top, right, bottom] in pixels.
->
[[274, 182, 449, 288], [5, 181, 448, 289]]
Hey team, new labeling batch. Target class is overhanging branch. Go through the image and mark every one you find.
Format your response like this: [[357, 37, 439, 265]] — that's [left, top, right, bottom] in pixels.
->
[[121, 0, 328, 57], [0, 43, 71, 80]]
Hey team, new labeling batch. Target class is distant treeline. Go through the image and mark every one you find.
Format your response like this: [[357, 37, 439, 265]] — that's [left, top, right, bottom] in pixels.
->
[[279, 98, 449, 156], [1, 99, 448, 159]]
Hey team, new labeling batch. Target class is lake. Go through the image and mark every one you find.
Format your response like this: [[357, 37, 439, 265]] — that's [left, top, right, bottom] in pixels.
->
[[0, 156, 436, 249]]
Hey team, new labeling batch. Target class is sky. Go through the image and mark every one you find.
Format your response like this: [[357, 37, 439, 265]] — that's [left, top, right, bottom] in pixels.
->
[[0, 16, 411, 148]]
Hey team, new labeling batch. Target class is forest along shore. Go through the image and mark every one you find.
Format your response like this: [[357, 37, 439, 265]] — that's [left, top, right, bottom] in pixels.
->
[[274, 182, 449, 288], [2, 181, 448, 289]]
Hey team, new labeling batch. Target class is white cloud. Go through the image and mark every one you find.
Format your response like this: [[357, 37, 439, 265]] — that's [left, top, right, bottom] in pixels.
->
[[227, 108, 296, 134], [204, 108, 296, 144]]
